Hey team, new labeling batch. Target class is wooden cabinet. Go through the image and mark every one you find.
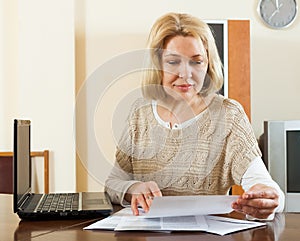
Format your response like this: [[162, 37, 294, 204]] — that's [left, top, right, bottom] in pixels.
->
[[228, 20, 251, 195]]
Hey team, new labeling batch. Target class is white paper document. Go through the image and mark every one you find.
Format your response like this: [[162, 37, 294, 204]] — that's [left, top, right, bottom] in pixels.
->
[[205, 216, 266, 235], [84, 207, 266, 235], [115, 214, 208, 232], [141, 195, 239, 218]]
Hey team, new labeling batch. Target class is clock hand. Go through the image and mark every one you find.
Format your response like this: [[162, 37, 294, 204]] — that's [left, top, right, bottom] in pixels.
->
[[269, 9, 279, 21], [269, 3, 283, 21], [275, 0, 279, 10]]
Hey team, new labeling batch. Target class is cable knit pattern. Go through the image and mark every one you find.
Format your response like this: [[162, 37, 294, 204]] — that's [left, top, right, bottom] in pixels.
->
[[105, 95, 261, 204]]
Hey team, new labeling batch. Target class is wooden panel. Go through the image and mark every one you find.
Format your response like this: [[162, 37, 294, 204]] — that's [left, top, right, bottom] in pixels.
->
[[0, 151, 49, 194], [0, 156, 13, 194], [228, 20, 251, 195]]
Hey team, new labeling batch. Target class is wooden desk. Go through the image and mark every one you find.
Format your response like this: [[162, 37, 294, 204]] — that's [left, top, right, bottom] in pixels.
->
[[1, 194, 299, 241], [0, 194, 98, 241]]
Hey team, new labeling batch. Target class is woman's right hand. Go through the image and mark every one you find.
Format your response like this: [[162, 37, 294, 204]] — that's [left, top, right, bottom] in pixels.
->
[[126, 181, 162, 216]]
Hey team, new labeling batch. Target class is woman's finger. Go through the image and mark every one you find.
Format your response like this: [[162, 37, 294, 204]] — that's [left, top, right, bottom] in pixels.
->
[[240, 204, 275, 219], [237, 197, 279, 209], [131, 195, 140, 216], [144, 192, 154, 207]]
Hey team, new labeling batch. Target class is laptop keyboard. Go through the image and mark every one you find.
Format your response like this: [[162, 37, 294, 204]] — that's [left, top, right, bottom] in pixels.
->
[[36, 193, 79, 212]]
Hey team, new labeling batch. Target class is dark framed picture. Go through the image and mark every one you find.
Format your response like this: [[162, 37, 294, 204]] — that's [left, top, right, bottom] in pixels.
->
[[206, 20, 228, 97]]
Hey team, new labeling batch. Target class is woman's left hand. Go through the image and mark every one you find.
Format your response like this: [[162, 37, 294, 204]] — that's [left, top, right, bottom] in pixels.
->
[[232, 183, 279, 220]]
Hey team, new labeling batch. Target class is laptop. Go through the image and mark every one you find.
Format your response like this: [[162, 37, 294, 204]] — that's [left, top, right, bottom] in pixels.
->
[[13, 119, 113, 220]]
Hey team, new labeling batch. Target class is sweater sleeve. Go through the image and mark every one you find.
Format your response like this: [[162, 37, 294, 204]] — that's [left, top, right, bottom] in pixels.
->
[[105, 144, 142, 205], [241, 157, 285, 221], [104, 99, 142, 205]]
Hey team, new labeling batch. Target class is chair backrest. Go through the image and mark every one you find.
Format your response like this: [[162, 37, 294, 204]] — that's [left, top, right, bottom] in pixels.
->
[[0, 155, 13, 194], [0, 150, 49, 194]]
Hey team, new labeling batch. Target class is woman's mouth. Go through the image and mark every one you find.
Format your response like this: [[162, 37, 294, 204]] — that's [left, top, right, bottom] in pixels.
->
[[173, 84, 194, 92]]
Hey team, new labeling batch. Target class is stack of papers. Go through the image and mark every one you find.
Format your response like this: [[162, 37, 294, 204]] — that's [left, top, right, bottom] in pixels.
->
[[84, 195, 266, 236], [142, 195, 239, 218]]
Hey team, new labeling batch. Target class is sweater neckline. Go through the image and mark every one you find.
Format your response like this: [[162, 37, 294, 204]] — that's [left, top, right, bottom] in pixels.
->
[[151, 100, 206, 130]]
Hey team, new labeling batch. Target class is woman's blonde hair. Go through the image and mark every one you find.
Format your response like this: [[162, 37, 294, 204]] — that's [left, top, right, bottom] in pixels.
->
[[142, 12, 224, 100]]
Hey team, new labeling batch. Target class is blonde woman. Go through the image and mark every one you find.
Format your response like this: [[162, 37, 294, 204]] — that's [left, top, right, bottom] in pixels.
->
[[105, 12, 284, 220]]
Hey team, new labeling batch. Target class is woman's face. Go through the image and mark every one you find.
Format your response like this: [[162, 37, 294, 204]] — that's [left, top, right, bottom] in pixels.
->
[[161, 35, 208, 102]]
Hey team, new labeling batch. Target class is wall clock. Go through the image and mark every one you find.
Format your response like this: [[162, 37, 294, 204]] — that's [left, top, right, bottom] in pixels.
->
[[258, 0, 298, 29]]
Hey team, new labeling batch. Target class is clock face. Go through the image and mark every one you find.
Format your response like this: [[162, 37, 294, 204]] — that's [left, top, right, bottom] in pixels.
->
[[258, 0, 298, 29]]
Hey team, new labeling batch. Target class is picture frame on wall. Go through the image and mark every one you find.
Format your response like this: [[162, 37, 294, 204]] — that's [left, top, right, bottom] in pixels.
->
[[206, 20, 228, 97]]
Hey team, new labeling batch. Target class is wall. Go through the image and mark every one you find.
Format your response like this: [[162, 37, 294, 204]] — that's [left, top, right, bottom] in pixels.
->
[[0, 0, 75, 192], [75, 0, 300, 191], [1, 0, 300, 192]]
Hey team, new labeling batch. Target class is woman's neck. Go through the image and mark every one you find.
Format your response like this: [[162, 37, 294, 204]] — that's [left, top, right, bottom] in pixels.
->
[[156, 94, 214, 125]]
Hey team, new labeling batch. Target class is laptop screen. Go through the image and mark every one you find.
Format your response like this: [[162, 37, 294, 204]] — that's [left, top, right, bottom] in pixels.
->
[[13, 119, 31, 213]]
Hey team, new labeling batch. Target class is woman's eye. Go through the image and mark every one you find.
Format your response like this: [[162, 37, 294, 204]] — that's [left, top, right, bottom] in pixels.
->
[[190, 60, 203, 65], [167, 60, 180, 65]]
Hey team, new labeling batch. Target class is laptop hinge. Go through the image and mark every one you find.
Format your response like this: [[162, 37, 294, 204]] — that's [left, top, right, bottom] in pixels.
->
[[18, 193, 31, 211]]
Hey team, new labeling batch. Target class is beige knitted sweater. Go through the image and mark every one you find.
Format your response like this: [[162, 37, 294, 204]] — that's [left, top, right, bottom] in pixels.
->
[[105, 95, 261, 204]]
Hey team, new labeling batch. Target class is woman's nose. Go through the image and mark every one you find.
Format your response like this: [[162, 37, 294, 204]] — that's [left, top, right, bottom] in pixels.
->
[[178, 64, 192, 79]]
